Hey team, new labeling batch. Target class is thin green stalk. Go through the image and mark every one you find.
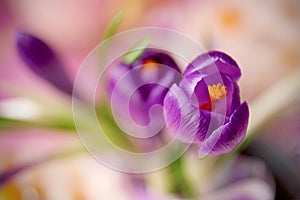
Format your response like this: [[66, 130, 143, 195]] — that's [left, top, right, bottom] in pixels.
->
[[102, 11, 125, 40], [168, 156, 196, 198]]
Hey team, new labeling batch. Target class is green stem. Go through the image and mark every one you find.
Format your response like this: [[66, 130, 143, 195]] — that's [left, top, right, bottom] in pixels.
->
[[168, 156, 195, 198], [102, 11, 125, 40], [0, 116, 77, 132]]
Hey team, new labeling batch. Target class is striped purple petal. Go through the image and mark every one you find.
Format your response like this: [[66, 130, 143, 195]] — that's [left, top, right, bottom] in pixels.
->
[[164, 84, 228, 143], [198, 102, 249, 156]]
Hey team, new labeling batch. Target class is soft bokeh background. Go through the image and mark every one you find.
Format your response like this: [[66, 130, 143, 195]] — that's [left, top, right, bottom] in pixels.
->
[[0, 0, 299, 199]]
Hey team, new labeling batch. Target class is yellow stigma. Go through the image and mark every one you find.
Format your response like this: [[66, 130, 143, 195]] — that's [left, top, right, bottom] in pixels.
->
[[208, 83, 227, 102], [141, 58, 159, 71]]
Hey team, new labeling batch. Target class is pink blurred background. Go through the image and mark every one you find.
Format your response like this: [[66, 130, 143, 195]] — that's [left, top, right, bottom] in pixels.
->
[[0, 0, 299, 199]]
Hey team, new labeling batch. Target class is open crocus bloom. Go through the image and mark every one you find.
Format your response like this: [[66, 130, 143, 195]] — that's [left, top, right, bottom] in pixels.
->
[[108, 49, 181, 136], [164, 51, 249, 156]]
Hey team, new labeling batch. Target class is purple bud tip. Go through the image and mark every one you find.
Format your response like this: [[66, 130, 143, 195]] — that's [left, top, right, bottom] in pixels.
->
[[15, 32, 73, 95], [16, 32, 56, 69]]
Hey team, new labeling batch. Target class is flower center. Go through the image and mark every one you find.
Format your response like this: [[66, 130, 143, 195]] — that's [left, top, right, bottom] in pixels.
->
[[199, 83, 227, 111], [141, 58, 159, 71], [208, 83, 227, 102]]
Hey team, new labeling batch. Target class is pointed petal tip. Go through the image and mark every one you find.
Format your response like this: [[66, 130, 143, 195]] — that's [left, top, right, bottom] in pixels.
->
[[15, 31, 55, 67], [15, 32, 31, 54], [15, 31, 74, 95], [15, 31, 25, 42], [15, 31, 31, 42]]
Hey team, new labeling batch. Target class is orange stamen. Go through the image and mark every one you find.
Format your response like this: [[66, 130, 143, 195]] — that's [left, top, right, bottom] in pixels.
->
[[141, 58, 159, 71], [199, 83, 227, 111]]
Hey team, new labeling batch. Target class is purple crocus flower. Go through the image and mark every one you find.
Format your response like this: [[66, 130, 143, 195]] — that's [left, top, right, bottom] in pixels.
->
[[16, 32, 73, 95], [164, 51, 249, 156], [108, 49, 181, 137]]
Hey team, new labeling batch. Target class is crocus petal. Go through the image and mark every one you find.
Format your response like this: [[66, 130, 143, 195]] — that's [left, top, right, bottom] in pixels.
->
[[198, 102, 249, 156], [132, 49, 181, 73], [109, 49, 181, 127], [132, 50, 181, 103], [230, 81, 241, 115], [164, 84, 228, 143], [16, 32, 73, 95], [191, 79, 210, 107], [146, 65, 182, 104], [109, 65, 148, 125], [184, 50, 241, 82], [208, 50, 241, 81], [164, 84, 198, 142]]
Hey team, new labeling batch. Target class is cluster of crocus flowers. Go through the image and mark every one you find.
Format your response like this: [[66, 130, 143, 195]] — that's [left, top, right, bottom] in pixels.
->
[[10, 30, 255, 200], [16, 31, 249, 156], [109, 49, 249, 156]]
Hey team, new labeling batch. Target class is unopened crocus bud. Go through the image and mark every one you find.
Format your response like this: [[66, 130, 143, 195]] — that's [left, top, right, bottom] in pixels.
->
[[16, 32, 73, 95]]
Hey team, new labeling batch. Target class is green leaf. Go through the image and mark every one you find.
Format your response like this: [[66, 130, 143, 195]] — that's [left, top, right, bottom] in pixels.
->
[[0, 117, 33, 130], [123, 38, 151, 65], [103, 10, 125, 40], [168, 156, 196, 198], [99, 11, 125, 68], [0, 115, 76, 132], [95, 99, 135, 151]]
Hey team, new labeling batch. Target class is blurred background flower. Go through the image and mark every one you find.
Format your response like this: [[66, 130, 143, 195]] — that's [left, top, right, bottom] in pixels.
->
[[0, 0, 299, 199]]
